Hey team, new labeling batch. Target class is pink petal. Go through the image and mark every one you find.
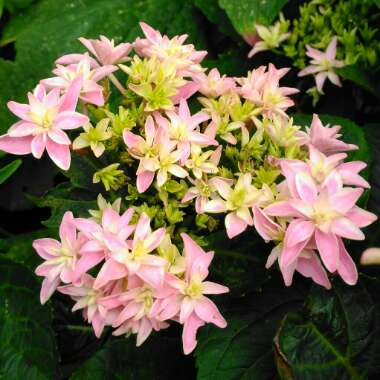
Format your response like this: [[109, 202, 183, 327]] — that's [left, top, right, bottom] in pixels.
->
[[33, 238, 60, 259], [315, 229, 339, 272], [337, 239, 358, 285], [285, 219, 315, 247], [0, 134, 33, 155], [346, 207, 377, 228], [40, 276, 61, 304], [59, 75, 83, 112], [182, 313, 205, 355], [296, 253, 331, 289], [7, 101, 32, 121], [31, 134, 46, 159], [94, 258, 127, 289], [54, 111, 89, 130], [202, 281, 229, 294], [8, 121, 36, 137], [295, 172, 317, 202], [194, 297, 227, 327], [225, 212, 247, 239], [331, 217, 365, 240], [48, 128, 71, 145], [137, 171, 155, 193], [46, 139, 71, 170]]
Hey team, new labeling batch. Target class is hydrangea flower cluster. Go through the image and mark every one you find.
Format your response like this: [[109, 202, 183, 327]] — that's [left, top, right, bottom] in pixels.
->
[[0, 22, 376, 353]]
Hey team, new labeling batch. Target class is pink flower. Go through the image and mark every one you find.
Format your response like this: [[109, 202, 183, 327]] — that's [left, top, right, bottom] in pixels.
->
[[282, 144, 369, 188], [182, 176, 233, 214], [134, 22, 207, 74], [94, 213, 167, 289], [265, 171, 377, 285], [236, 64, 298, 118], [298, 36, 345, 93], [41, 53, 117, 106], [0, 78, 88, 170], [205, 173, 271, 238], [33, 212, 85, 303], [73, 207, 135, 280], [58, 274, 122, 337], [124, 116, 188, 192], [101, 276, 170, 346], [193, 68, 236, 98], [156, 99, 214, 163], [153, 233, 228, 354], [79, 35, 132, 65], [306, 114, 358, 155]]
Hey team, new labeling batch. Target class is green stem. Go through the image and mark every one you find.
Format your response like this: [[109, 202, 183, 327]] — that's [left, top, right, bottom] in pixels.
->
[[66, 324, 93, 332]]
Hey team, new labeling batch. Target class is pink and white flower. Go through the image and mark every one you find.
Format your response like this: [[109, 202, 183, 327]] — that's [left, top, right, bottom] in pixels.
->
[[33, 211, 86, 303], [42, 53, 117, 106], [152, 233, 228, 354], [0, 78, 88, 170], [298, 36, 345, 93], [305, 114, 358, 155]]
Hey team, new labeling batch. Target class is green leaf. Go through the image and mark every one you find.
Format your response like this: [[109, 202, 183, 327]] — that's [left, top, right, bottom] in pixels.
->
[[276, 280, 379, 380], [218, 0, 288, 35], [337, 65, 379, 98], [194, 0, 237, 38], [64, 154, 101, 192], [4, 0, 36, 13], [374, 0, 380, 9], [195, 279, 304, 380], [70, 334, 195, 380], [0, 259, 61, 379], [0, 0, 207, 133], [0, 158, 22, 184], [0, 229, 51, 269], [29, 183, 97, 229]]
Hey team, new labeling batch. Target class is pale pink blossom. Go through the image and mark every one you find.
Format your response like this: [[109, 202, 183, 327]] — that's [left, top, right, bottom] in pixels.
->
[[298, 36, 345, 93], [305, 114, 358, 155], [182, 176, 233, 214], [155, 99, 214, 163], [185, 145, 221, 179], [193, 68, 236, 98], [124, 116, 188, 192], [265, 171, 377, 285], [0, 78, 88, 170], [79, 35, 132, 65], [205, 173, 270, 238], [41, 53, 117, 106], [281, 144, 369, 188], [134, 22, 207, 74], [94, 213, 167, 289], [58, 274, 122, 337], [33, 212, 85, 303], [152, 233, 228, 354], [101, 276, 170, 346], [236, 64, 298, 118], [73, 207, 135, 280]]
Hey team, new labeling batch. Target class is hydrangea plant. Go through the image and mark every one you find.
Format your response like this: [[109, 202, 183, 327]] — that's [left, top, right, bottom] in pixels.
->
[[0, 22, 377, 358]]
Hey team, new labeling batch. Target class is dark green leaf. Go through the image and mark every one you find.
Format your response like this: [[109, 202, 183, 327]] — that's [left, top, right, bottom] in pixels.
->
[[64, 154, 101, 192], [0, 0, 207, 133], [29, 183, 97, 229], [195, 279, 303, 380], [337, 65, 379, 98], [0, 259, 61, 379], [276, 280, 378, 380], [0, 158, 21, 184], [0, 229, 51, 269], [194, 0, 237, 38], [70, 334, 195, 380], [218, 0, 288, 35]]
